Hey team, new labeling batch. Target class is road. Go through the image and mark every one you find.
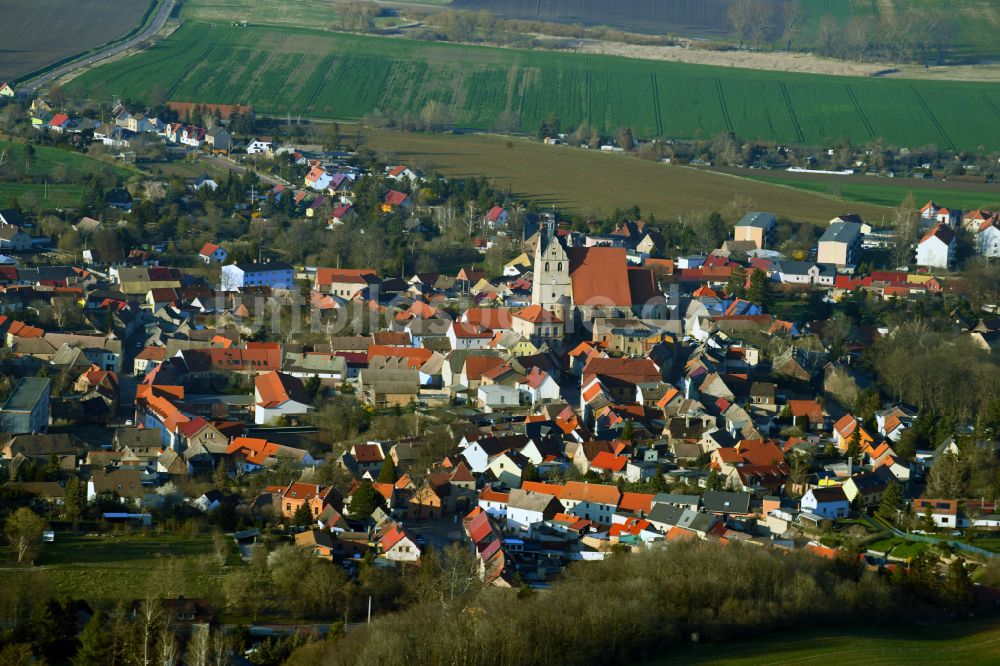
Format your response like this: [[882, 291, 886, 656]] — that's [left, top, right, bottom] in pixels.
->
[[19, 0, 178, 95]]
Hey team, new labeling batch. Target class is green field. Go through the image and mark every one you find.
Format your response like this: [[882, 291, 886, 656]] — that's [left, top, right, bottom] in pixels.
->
[[0, 141, 134, 209], [730, 171, 1000, 210], [65, 18, 1000, 151], [363, 129, 890, 223], [0, 533, 221, 602], [651, 619, 1000, 665]]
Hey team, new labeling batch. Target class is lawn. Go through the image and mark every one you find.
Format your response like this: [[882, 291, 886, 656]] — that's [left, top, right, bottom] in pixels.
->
[[64, 18, 1000, 151], [360, 129, 889, 223], [0, 182, 86, 210], [649, 619, 1000, 665], [729, 170, 1000, 211], [0, 533, 222, 602]]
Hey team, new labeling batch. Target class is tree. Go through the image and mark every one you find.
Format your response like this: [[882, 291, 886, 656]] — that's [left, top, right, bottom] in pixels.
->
[[292, 501, 314, 527], [63, 476, 85, 525], [780, 0, 803, 50], [5, 507, 45, 564], [728, 0, 754, 47], [920, 504, 936, 532], [305, 374, 323, 400], [706, 470, 725, 491], [73, 611, 112, 666], [891, 192, 918, 269], [877, 481, 903, 524], [846, 428, 863, 466], [926, 452, 966, 499], [621, 419, 635, 442], [377, 456, 397, 484], [746, 269, 770, 307], [944, 557, 973, 614], [726, 264, 747, 298], [536, 112, 560, 140], [348, 480, 386, 519]]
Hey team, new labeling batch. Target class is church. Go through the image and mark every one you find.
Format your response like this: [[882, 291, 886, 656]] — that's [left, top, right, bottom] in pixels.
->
[[531, 220, 666, 330]]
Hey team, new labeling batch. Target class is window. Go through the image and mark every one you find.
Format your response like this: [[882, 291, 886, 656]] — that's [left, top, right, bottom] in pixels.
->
[[557, 262, 562, 271], [545, 262, 550, 271]]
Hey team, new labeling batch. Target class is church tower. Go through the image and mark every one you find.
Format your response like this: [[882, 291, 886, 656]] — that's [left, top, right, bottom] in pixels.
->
[[531, 217, 572, 322]]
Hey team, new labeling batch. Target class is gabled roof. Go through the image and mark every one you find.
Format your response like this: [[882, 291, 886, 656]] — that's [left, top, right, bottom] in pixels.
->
[[920, 223, 955, 245], [255, 371, 311, 408], [514, 304, 562, 324]]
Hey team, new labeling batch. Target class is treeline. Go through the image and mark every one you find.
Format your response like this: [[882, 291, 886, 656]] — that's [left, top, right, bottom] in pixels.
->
[[285, 541, 946, 666]]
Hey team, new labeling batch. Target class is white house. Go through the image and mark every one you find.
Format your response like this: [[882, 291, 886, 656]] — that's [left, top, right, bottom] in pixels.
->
[[478, 384, 520, 412], [770, 260, 836, 286], [305, 166, 333, 191], [485, 206, 509, 229], [447, 322, 492, 351], [915, 223, 956, 269], [519, 368, 560, 405], [198, 242, 227, 264], [506, 488, 560, 535], [379, 522, 421, 562], [179, 127, 206, 148], [254, 371, 313, 425], [912, 499, 959, 529], [800, 487, 849, 520], [386, 165, 419, 183], [245, 137, 274, 155], [0, 226, 33, 252], [976, 220, 1000, 258]]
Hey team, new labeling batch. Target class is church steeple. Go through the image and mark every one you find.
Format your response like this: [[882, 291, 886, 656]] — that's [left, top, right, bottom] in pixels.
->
[[532, 216, 572, 322]]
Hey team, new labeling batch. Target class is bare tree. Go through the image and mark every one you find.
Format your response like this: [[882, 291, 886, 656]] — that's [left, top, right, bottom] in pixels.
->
[[727, 0, 754, 48], [891, 192, 918, 269], [211, 630, 233, 666], [780, 0, 803, 50], [157, 625, 179, 666], [748, 0, 773, 52], [137, 596, 163, 666], [186, 625, 212, 666]]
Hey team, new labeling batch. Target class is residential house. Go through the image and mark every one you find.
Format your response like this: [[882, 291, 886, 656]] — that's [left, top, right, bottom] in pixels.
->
[[245, 137, 273, 155], [0, 377, 51, 434], [220, 261, 294, 291], [841, 468, 893, 508], [0, 226, 32, 252], [314, 268, 379, 299], [511, 304, 563, 345], [204, 126, 232, 154], [379, 522, 420, 562], [911, 498, 959, 528], [817, 220, 863, 267], [381, 190, 412, 214], [254, 371, 313, 425], [485, 206, 509, 228], [916, 224, 956, 269], [276, 482, 339, 521], [198, 243, 227, 264], [506, 488, 560, 534], [800, 486, 849, 519], [295, 529, 336, 559], [733, 212, 776, 249]]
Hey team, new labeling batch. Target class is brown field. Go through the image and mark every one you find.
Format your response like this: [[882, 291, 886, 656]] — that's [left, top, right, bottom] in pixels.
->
[[0, 0, 153, 82], [363, 129, 889, 224]]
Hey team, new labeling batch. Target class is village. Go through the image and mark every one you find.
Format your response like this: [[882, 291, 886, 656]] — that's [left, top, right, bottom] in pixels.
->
[[1, 89, 999, 660]]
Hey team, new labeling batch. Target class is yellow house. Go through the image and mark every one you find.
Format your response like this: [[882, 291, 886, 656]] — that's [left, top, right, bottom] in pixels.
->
[[833, 414, 874, 452]]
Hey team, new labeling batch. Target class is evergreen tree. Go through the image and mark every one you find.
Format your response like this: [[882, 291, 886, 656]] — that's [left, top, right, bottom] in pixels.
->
[[746, 268, 771, 307], [293, 501, 314, 526], [846, 427, 863, 465], [706, 470, 725, 491], [73, 611, 112, 666], [377, 456, 397, 484], [63, 476, 85, 525], [876, 480, 903, 523], [944, 557, 973, 614], [621, 419, 635, 442], [726, 264, 747, 298], [348, 481, 386, 520], [305, 374, 323, 400], [521, 461, 540, 483]]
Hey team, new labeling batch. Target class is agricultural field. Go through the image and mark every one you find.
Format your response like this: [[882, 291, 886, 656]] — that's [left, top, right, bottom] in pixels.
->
[[719, 169, 1000, 210], [362, 129, 889, 223], [64, 20, 1000, 151], [650, 619, 1000, 666], [0, 0, 154, 83], [0, 533, 220, 602]]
